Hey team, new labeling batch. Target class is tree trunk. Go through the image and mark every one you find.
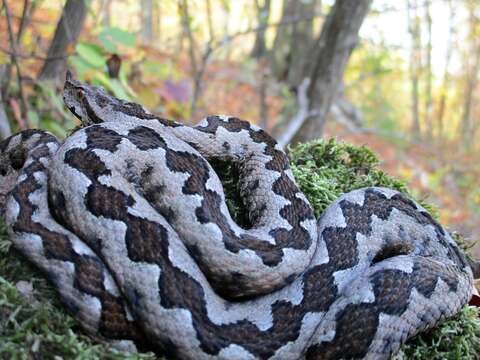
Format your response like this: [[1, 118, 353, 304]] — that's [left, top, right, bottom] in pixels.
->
[[424, 0, 433, 140], [251, 0, 271, 59], [221, 2, 232, 60], [289, 0, 372, 145], [0, 65, 12, 140], [141, 0, 154, 43], [407, 0, 422, 140], [154, 1, 161, 42], [271, 0, 297, 81], [460, 42, 480, 149], [37, 0, 87, 82], [205, 0, 215, 42], [460, 4, 480, 149], [436, 0, 455, 142], [101, 0, 112, 27], [286, 0, 319, 89], [270, 0, 319, 88]]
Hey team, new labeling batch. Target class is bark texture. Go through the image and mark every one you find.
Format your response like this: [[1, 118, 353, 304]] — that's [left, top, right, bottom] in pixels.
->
[[0, 66, 11, 140], [460, 3, 480, 149], [38, 0, 87, 81], [407, 0, 422, 140], [290, 0, 372, 144], [141, 0, 154, 43], [270, 0, 319, 88], [251, 0, 271, 59]]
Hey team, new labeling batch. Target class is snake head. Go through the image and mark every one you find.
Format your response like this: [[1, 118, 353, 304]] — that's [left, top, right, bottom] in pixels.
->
[[63, 72, 155, 127], [63, 72, 119, 126]]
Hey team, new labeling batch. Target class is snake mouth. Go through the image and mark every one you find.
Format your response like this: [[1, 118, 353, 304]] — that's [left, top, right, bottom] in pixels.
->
[[68, 106, 82, 121]]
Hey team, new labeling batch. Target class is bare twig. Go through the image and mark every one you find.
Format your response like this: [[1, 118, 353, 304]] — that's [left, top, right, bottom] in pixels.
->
[[157, 9, 325, 59], [0, 65, 12, 139], [190, 43, 213, 117], [182, 5, 325, 118], [258, 61, 269, 130], [0, 46, 70, 61], [3, 0, 29, 128], [1, 0, 35, 103], [0, 103, 11, 140], [180, 0, 198, 76], [205, 0, 215, 42], [277, 78, 318, 148], [179, 0, 206, 116], [16, 0, 31, 43], [213, 11, 325, 50]]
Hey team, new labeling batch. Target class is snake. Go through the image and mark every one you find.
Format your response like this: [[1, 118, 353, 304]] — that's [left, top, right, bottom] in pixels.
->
[[0, 75, 473, 359]]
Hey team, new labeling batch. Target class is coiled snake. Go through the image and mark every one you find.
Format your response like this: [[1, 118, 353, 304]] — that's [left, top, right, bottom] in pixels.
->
[[0, 76, 473, 359]]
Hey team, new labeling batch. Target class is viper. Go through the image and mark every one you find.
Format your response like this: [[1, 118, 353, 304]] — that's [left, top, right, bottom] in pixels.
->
[[0, 75, 473, 359]]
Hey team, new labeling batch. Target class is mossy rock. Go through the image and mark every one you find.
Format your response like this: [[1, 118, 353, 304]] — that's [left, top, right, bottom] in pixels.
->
[[1, 139, 479, 359]]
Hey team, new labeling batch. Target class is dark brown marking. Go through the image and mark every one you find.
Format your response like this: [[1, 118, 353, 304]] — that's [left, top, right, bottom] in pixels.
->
[[127, 126, 167, 150], [54, 124, 470, 358], [8, 132, 142, 343], [85, 126, 123, 152]]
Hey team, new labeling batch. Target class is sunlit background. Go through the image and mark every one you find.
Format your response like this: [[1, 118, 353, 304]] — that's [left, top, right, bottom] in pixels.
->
[[1, 0, 479, 255]]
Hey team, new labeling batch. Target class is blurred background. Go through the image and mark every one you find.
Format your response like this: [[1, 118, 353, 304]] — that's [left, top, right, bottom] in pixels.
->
[[0, 0, 479, 256]]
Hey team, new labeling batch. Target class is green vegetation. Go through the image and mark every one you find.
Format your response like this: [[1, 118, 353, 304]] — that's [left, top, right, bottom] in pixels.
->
[[0, 222, 155, 359], [289, 139, 480, 359], [395, 306, 480, 360], [1, 139, 478, 359], [289, 139, 409, 217]]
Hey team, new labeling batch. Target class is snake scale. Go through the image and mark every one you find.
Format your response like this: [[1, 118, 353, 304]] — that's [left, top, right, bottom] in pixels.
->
[[0, 75, 473, 359]]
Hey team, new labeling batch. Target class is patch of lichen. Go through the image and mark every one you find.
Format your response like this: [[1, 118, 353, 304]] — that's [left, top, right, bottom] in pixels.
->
[[0, 138, 478, 359]]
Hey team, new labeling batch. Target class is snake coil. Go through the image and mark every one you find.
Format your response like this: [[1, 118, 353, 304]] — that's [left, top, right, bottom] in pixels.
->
[[0, 77, 473, 360]]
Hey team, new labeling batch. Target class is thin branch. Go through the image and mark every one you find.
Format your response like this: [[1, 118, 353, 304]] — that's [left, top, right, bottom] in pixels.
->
[[258, 61, 270, 130], [3, 0, 29, 128], [16, 0, 31, 43], [180, 0, 198, 76], [0, 65, 12, 140], [0, 46, 70, 61], [190, 43, 213, 116], [213, 11, 325, 50], [184, 9, 327, 115], [277, 78, 318, 148], [205, 0, 215, 42]]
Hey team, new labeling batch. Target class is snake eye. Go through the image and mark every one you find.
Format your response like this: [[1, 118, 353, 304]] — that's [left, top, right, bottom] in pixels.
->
[[9, 148, 26, 170], [76, 89, 85, 100]]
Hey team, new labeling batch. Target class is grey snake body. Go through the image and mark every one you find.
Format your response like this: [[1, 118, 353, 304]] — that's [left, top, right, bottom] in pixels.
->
[[0, 76, 473, 359]]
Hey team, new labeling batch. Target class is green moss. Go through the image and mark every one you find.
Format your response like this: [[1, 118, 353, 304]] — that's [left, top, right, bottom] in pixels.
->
[[289, 139, 479, 359], [394, 306, 480, 360], [288, 138, 437, 218], [0, 138, 478, 359], [0, 223, 155, 360]]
